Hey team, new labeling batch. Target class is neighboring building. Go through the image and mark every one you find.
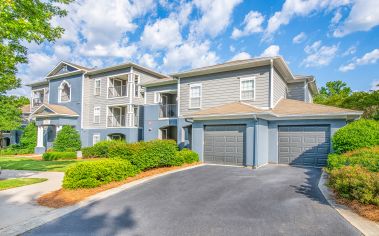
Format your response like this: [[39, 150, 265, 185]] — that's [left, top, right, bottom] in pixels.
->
[[28, 57, 362, 167]]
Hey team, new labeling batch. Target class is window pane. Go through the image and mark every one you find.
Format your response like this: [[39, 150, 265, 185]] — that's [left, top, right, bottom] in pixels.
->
[[191, 86, 200, 97], [191, 98, 200, 108]]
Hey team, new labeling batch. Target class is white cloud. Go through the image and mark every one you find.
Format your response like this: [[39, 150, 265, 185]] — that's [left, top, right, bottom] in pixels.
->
[[163, 40, 219, 72], [342, 45, 357, 56], [260, 45, 280, 57], [331, 9, 343, 25], [334, 0, 379, 37], [231, 11, 264, 39], [371, 80, 379, 91], [292, 32, 307, 44], [230, 52, 251, 61], [302, 41, 338, 67], [264, 0, 351, 40], [339, 48, 379, 72], [191, 0, 243, 37], [140, 18, 182, 50], [138, 53, 158, 69]]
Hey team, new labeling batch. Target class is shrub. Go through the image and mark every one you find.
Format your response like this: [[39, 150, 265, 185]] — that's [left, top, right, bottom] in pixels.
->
[[332, 119, 379, 154], [63, 159, 140, 189], [112, 140, 179, 170], [81, 140, 121, 158], [42, 152, 77, 161], [107, 140, 134, 159], [328, 166, 379, 206], [19, 122, 37, 153], [53, 126, 81, 152], [327, 147, 379, 172], [176, 148, 199, 164]]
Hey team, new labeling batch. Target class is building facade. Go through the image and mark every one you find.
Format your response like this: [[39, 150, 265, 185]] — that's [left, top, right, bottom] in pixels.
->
[[28, 57, 362, 167]]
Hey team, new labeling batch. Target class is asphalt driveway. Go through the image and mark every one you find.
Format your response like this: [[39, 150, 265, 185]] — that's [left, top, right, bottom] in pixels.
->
[[25, 165, 360, 236]]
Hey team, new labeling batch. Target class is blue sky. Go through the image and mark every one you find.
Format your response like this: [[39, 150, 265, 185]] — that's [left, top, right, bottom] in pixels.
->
[[14, 0, 379, 96]]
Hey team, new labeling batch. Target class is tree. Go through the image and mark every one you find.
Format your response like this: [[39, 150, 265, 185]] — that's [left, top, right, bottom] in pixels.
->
[[314, 81, 352, 106], [0, 0, 72, 147], [19, 121, 37, 152], [53, 126, 81, 152]]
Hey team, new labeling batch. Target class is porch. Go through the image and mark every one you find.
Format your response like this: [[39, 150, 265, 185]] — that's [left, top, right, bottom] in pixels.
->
[[107, 105, 140, 128]]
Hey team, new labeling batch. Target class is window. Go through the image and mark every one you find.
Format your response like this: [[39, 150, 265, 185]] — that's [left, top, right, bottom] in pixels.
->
[[154, 92, 161, 103], [240, 78, 255, 100], [134, 74, 140, 97], [133, 105, 139, 127], [93, 107, 100, 124], [94, 79, 101, 96], [189, 84, 201, 109], [58, 80, 71, 102], [32, 89, 44, 107], [93, 134, 100, 145]]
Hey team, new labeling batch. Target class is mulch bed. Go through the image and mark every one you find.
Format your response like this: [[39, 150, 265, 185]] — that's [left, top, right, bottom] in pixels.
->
[[333, 194, 379, 222], [37, 162, 200, 208]]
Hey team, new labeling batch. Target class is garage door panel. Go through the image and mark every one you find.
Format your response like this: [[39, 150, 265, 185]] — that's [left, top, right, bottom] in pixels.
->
[[204, 125, 245, 166], [278, 125, 330, 167]]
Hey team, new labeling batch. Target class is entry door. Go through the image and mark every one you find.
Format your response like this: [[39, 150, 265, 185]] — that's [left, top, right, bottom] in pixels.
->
[[204, 125, 245, 166], [278, 125, 330, 167]]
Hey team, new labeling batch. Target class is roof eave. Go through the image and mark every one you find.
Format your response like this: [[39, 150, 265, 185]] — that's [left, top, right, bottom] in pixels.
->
[[86, 62, 167, 78], [46, 70, 85, 80], [142, 80, 177, 87]]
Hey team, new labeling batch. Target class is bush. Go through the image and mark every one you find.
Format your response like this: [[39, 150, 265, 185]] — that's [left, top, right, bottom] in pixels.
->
[[82, 140, 121, 158], [53, 126, 81, 152], [176, 148, 199, 164], [332, 119, 379, 154], [111, 140, 179, 170], [327, 147, 379, 172], [19, 122, 37, 153], [63, 159, 140, 189], [328, 166, 379, 206], [42, 152, 77, 161]]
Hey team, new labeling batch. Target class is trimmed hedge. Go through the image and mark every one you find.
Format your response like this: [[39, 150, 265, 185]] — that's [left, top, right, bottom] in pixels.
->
[[332, 119, 379, 154], [42, 152, 77, 161], [63, 159, 139, 189], [53, 126, 81, 152], [176, 148, 199, 164], [328, 166, 379, 206], [82, 140, 125, 158], [327, 147, 379, 172]]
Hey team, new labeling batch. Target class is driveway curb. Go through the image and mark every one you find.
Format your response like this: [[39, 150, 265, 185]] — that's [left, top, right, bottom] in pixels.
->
[[318, 170, 379, 236], [0, 164, 204, 236]]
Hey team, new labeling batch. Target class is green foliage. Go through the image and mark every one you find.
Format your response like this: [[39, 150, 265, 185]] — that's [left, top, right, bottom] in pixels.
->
[[19, 122, 37, 152], [53, 126, 81, 152], [328, 166, 379, 206], [112, 140, 179, 170], [42, 152, 76, 161], [332, 119, 379, 154], [0, 156, 78, 172], [314, 80, 352, 106], [63, 159, 140, 189], [82, 140, 125, 158], [327, 147, 379, 172], [176, 148, 199, 164], [0, 178, 47, 190]]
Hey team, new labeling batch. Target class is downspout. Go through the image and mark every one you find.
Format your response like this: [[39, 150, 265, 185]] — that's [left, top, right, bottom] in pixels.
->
[[177, 77, 181, 117], [270, 59, 274, 109], [305, 77, 316, 102], [253, 114, 258, 168]]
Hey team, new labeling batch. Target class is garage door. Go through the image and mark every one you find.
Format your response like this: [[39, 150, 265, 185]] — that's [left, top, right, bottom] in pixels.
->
[[204, 125, 245, 166], [278, 125, 330, 167]]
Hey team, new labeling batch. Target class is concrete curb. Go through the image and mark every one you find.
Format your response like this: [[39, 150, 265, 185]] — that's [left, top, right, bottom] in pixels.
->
[[318, 170, 379, 236], [0, 164, 205, 236]]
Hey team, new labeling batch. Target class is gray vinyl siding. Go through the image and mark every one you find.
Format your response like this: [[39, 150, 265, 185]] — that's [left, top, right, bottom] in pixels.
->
[[305, 85, 313, 103], [273, 68, 287, 106], [146, 83, 178, 104], [287, 82, 305, 101], [179, 66, 270, 116], [133, 68, 165, 105]]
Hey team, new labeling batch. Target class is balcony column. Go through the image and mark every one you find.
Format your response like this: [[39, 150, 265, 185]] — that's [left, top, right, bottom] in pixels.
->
[[56, 125, 63, 133]]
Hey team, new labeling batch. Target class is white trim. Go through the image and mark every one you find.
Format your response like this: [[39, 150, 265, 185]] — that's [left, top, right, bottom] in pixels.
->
[[58, 80, 71, 103], [270, 59, 274, 108], [154, 92, 161, 103], [94, 78, 101, 96], [189, 83, 202, 109], [80, 73, 85, 129], [239, 77, 256, 101], [134, 73, 141, 98], [105, 72, 131, 99], [177, 78, 181, 117], [31, 88, 46, 107], [92, 133, 100, 145], [93, 106, 101, 124]]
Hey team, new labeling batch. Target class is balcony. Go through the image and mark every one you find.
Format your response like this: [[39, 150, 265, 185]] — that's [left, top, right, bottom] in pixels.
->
[[32, 98, 43, 107], [159, 104, 177, 118], [108, 85, 127, 98], [107, 115, 127, 127]]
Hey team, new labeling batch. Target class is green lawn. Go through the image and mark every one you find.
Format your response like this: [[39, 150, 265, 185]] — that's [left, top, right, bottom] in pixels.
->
[[0, 178, 48, 190], [0, 156, 82, 172]]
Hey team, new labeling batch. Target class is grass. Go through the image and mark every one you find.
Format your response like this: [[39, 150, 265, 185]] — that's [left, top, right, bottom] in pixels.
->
[[37, 162, 200, 208], [0, 178, 47, 191], [0, 156, 93, 172]]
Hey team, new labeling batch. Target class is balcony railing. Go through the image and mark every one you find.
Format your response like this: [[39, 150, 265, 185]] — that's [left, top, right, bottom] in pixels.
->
[[107, 114, 139, 127], [32, 98, 43, 107], [108, 85, 127, 98], [159, 104, 177, 118]]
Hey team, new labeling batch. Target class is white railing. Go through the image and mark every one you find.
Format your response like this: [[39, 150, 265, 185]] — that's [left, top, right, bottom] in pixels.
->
[[159, 104, 177, 118], [108, 85, 127, 98], [107, 114, 139, 127]]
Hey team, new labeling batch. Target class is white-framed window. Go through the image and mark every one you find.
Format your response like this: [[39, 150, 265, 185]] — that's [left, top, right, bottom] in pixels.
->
[[92, 134, 100, 145], [240, 77, 255, 101], [93, 106, 100, 124], [134, 74, 140, 97], [154, 92, 161, 103], [58, 80, 71, 103], [189, 83, 202, 109], [94, 79, 101, 96]]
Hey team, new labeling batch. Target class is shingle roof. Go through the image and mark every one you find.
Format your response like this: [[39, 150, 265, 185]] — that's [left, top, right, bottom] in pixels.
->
[[186, 99, 362, 118], [141, 77, 176, 87], [32, 104, 78, 117]]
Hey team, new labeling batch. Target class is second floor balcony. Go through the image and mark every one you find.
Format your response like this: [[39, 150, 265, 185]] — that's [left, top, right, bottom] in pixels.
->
[[32, 98, 44, 107], [108, 85, 128, 98], [159, 104, 177, 118]]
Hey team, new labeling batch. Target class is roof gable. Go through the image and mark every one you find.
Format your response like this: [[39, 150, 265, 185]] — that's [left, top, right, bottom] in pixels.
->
[[46, 61, 89, 77], [31, 104, 78, 118]]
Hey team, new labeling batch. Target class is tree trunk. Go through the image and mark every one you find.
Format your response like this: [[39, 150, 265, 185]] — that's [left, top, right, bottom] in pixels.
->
[[0, 131, 3, 149]]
